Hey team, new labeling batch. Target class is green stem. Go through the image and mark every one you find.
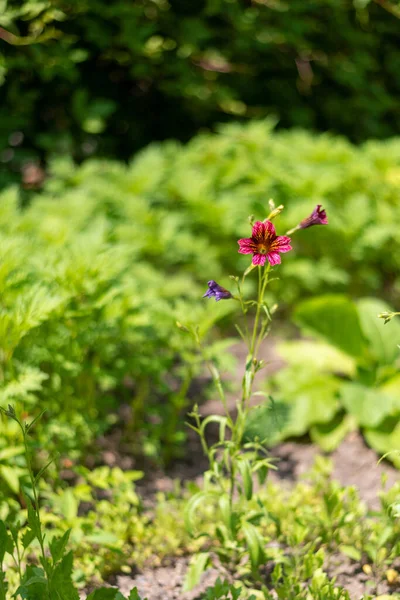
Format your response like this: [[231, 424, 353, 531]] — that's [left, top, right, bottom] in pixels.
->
[[20, 424, 51, 592]]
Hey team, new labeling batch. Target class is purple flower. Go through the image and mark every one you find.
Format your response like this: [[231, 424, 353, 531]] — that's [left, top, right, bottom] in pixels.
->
[[203, 280, 232, 302], [238, 220, 292, 266], [299, 205, 328, 229]]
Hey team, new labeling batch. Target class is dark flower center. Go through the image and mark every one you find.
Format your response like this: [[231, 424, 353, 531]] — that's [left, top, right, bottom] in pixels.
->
[[256, 243, 268, 255]]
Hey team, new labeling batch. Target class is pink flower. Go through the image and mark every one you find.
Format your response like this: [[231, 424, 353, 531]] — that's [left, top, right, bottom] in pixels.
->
[[299, 205, 328, 229], [238, 221, 292, 266]]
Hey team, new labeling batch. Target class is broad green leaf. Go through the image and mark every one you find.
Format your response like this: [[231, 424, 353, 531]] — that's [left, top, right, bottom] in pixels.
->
[[182, 552, 210, 591], [0, 465, 20, 494], [294, 295, 366, 357], [340, 383, 393, 427], [276, 340, 355, 376], [310, 414, 356, 451], [282, 375, 340, 437], [357, 298, 400, 364], [0, 446, 24, 461], [364, 417, 400, 468]]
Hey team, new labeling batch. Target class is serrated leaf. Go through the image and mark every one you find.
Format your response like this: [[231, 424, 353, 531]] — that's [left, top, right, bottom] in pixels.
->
[[49, 530, 71, 564], [22, 528, 36, 550], [244, 399, 291, 445]]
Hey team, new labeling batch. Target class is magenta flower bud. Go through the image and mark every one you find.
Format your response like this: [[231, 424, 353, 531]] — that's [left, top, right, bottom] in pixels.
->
[[238, 220, 292, 266], [299, 205, 328, 229], [203, 280, 233, 302]]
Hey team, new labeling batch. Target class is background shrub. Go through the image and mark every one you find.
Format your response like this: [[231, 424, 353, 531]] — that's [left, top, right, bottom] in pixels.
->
[[1, 0, 400, 185]]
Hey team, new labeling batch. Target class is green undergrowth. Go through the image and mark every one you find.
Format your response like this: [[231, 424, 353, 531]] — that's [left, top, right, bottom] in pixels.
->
[[246, 294, 400, 465], [2, 454, 399, 599], [1, 121, 400, 467]]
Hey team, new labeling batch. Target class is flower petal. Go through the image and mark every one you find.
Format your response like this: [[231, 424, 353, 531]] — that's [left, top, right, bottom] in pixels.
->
[[272, 235, 292, 253], [267, 252, 281, 266], [251, 221, 267, 242], [252, 253, 267, 266], [264, 220, 276, 238], [238, 238, 257, 254]]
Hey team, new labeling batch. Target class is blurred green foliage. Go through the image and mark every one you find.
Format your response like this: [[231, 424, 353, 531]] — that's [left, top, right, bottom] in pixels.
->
[[1, 0, 400, 185], [256, 295, 400, 463], [1, 120, 400, 463]]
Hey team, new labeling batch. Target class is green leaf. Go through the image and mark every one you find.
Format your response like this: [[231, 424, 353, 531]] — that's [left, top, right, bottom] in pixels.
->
[[294, 295, 366, 357], [183, 552, 210, 591], [310, 414, 356, 451], [276, 340, 355, 376], [26, 497, 41, 540], [339, 544, 362, 561], [86, 589, 122, 600], [364, 417, 400, 468], [184, 491, 216, 536], [50, 551, 80, 599], [357, 298, 400, 364], [59, 489, 78, 521], [0, 446, 24, 461], [85, 531, 119, 545], [340, 383, 393, 427], [128, 589, 147, 600], [0, 521, 11, 564], [49, 530, 71, 564], [22, 528, 36, 550], [244, 399, 291, 445], [237, 459, 253, 501], [0, 465, 20, 494], [241, 521, 266, 571]]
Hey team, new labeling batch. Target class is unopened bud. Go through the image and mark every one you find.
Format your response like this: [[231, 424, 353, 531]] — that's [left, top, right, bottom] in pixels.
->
[[265, 204, 284, 222], [248, 214, 255, 226], [176, 321, 189, 332]]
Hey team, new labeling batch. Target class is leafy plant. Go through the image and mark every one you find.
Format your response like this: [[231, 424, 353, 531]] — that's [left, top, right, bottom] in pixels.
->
[[259, 295, 400, 462], [180, 202, 328, 592], [0, 404, 148, 600], [2, 0, 400, 186]]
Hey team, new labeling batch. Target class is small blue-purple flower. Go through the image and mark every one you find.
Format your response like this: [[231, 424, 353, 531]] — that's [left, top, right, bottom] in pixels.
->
[[203, 280, 232, 302]]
